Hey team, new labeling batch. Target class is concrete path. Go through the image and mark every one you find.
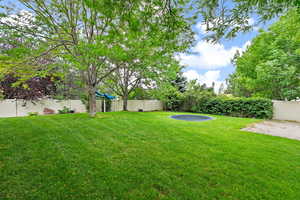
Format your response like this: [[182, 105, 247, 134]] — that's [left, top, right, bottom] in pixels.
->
[[243, 120, 300, 141]]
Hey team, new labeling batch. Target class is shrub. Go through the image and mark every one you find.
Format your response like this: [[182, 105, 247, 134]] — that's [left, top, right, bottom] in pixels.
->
[[0, 74, 58, 101], [58, 106, 73, 114], [164, 92, 184, 111], [178, 80, 216, 112], [28, 112, 39, 116], [193, 97, 273, 119], [164, 81, 216, 111], [181, 91, 215, 112]]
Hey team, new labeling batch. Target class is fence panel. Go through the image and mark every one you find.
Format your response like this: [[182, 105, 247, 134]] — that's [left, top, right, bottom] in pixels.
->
[[273, 101, 300, 122], [0, 99, 17, 118], [0, 99, 163, 118]]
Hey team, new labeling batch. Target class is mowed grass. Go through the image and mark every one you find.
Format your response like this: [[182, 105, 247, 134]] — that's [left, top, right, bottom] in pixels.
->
[[0, 112, 300, 200]]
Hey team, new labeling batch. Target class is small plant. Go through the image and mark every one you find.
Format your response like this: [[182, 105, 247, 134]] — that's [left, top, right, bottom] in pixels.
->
[[28, 112, 39, 116], [58, 106, 73, 114], [52, 95, 66, 100]]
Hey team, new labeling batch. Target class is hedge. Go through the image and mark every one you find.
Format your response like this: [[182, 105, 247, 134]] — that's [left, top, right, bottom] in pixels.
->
[[191, 97, 273, 119]]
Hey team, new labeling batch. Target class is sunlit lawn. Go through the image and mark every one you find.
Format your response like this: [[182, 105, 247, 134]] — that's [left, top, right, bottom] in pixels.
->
[[0, 112, 299, 199]]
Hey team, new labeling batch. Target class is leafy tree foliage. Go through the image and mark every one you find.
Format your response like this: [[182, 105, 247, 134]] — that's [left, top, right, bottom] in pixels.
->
[[101, 31, 191, 111], [0, 0, 193, 116], [128, 87, 153, 100], [195, 0, 299, 41], [227, 10, 300, 100], [149, 65, 188, 111], [0, 74, 58, 100], [171, 66, 187, 93], [0, 10, 63, 100], [160, 79, 216, 111], [180, 80, 216, 111]]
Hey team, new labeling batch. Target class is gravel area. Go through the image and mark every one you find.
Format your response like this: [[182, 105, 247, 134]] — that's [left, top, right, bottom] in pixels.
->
[[243, 120, 300, 141]]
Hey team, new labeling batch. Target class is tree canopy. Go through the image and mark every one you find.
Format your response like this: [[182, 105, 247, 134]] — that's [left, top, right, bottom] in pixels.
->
[[0, 0, 194, 116], [227, 9, 300, 100], [195, 0, 300, 41]]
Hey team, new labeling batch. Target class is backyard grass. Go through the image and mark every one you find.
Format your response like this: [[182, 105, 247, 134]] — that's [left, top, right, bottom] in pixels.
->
[[0, 112, 300, 200]]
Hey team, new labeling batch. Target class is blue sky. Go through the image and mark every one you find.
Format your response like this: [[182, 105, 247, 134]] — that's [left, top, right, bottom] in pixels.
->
[[179, 17, 271, 92]]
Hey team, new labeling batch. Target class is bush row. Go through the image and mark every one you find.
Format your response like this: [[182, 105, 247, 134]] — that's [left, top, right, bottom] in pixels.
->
[[194, 97, 273, 119], [166, 96, 273, 119]]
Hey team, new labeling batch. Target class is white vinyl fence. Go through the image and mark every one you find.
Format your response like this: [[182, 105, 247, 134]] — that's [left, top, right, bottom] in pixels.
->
[[2, 99, 298, 121], [272, 100, 300, 122], [0, 99, 163, 118], [111, 100, 163, 112]]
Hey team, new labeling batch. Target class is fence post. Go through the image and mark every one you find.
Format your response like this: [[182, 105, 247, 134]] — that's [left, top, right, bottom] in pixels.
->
[[15, 99, 18, 117]]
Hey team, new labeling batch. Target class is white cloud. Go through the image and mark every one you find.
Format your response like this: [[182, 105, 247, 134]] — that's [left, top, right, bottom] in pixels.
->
[[179, 40, 250, 70], [187, 19, 254, 70], [247, 18, 261, 32], [183, 70, 226, 93], [195, 22, 209, 34], [0, 10, 34, 27], [183, 69, 200, 81], [248, 18, 255, 26]]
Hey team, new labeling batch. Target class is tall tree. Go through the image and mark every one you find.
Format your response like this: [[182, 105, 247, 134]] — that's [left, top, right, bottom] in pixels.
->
[[227, 10, 300, 100], [102, 26, 192, 111], [0, 0, 194, 116], [171, 66, 187, 93], [104, 58, 184, 111]]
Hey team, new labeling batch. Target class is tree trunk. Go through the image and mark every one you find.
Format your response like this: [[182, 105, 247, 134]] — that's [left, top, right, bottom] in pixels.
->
[[123, 95, 128, 111], [88, 87, 97, 117]]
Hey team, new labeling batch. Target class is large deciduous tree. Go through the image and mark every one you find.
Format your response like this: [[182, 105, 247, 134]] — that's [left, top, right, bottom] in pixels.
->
[[102, 26, 192, 111], [103, 58, 183, 111], [226, 10, 300, 100], [0, 0, 194, 116]]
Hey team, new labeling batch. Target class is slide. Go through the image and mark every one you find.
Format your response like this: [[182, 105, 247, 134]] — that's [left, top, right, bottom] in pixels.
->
[[95, 91, 116, 100]]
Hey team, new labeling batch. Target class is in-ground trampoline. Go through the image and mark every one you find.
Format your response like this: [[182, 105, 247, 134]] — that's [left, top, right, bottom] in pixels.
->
[[170, 114, 213, 122]]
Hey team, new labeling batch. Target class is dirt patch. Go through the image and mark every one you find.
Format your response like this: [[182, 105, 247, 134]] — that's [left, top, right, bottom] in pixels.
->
[[242, 120, 300, 141]]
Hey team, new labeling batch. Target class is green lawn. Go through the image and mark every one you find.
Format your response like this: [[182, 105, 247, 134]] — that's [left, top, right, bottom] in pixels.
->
[[0, 112, 299, 200]]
